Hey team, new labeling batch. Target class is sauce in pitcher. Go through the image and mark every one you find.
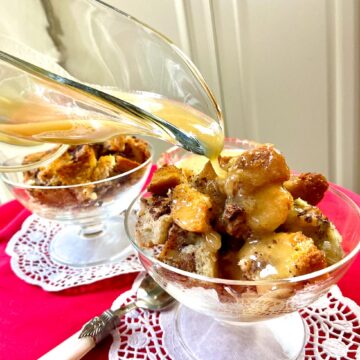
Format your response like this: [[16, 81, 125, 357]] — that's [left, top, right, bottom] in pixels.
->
[[0, 91, 225, 174]]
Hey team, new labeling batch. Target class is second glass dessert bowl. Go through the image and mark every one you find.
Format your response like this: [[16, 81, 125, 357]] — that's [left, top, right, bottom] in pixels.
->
[[125, 139, 360, 360], [1, 142, 153, 267]]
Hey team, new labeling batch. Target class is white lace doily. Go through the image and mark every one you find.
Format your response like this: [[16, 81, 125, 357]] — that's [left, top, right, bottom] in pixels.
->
[[109, 274, 360, 360], [5, 214, 143, 291]]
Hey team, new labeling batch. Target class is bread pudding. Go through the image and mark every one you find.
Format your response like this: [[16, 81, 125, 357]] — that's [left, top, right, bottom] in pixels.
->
[[135, 144, 344, 280], [23, 135, 150, 207]]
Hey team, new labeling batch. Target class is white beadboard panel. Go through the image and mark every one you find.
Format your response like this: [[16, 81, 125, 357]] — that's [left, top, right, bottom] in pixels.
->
[[181, 0, 223, 110], [211, 0, 255, 139], [326, 0, 360, 193], [215, 0, 331, 176], [105, 0, 192, 57], [0, 0, 57, 57], [106, 0, 224, 115]]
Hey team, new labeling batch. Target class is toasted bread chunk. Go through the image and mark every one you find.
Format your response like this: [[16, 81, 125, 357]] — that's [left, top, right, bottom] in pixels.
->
[[159, 224, 217, 277], [23, 147, 58, 168], [122, 136, 150, 163], [218, 155, 233, 169], [191, 161, 226, 219], [171, 183, 212, 233], [216, 199, 249, 239], [225, 145, 290, 195], [246, 185, 293, 233], [281, 199, 344, 265], [103, 136, 126, 153], [284, 173, 328, 205], [25, 188, 82, 207], [36, 145, 97, 185], [238, 232, 327, 280], [113, 155, 140, 174], [23, 148, 58, 184], [194, 160, 217, 181], [148, 165, 185, 195], [92, 155, 116, 181], [135, 196, 173, 247]]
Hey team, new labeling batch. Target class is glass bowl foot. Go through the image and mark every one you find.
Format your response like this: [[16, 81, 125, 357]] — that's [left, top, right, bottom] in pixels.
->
[[174, 305, 305, 360], [49, 217, 130, 267]]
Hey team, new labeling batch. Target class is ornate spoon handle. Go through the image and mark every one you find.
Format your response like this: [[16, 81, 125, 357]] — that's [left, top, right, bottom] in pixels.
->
[[39, 302, 137, 360]]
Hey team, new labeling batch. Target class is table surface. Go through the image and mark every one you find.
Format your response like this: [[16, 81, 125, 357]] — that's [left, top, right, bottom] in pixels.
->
[[0, 186, 359, 360]]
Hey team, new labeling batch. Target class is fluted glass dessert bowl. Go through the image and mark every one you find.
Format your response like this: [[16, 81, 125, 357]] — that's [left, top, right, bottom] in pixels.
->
[[125, 139, 360, 360], [1, 143, 152, 267]]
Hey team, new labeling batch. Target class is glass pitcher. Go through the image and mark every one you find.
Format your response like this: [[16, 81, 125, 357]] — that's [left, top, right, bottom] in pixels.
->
[[0, 0, 224, 171]]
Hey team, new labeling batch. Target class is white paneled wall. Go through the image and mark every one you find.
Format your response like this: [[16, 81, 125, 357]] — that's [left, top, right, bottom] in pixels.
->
[[108, 0, 360, 193]]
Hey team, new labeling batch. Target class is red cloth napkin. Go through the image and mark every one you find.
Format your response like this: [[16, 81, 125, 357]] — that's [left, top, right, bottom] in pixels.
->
[[0, 167, 158, 360], [332, 186, 360, 301], [0, 200, 30, 242], [0, 181, 359, 360]]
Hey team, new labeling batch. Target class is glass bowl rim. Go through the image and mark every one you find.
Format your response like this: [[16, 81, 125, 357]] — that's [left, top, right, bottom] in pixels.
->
[[125, 185, 360, 286], [0, 142, 153, 190]]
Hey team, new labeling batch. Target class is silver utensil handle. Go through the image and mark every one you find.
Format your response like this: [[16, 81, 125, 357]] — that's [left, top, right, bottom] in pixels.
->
[[38, 304, 136, 360]]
